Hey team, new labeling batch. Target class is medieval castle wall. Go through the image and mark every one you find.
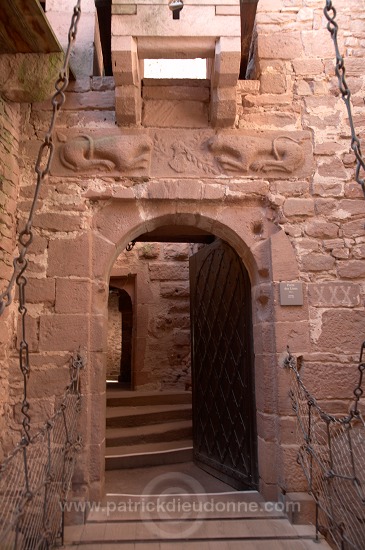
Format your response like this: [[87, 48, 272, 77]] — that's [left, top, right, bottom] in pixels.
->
[[0, 0, 364, 499]]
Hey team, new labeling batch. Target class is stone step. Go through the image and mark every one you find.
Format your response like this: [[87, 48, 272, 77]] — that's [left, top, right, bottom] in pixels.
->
[[64, 517, 331, 547], [63, 540, 331, 549], [90, 492, 283, 521], [106, 390, 192, 408], [106, 404, 192, 428], [105, 440, 193, 470], [106, 420, 193, 447]]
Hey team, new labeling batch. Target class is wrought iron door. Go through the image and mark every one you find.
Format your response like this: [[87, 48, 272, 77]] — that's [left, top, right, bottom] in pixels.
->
[[189, 239, 258, 490]]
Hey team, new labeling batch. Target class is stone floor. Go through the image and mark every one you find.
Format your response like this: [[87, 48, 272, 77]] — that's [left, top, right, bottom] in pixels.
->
[[63, 463, 331, 549]]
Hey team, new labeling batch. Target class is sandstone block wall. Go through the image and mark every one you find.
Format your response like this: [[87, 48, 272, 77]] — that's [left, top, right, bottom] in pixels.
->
[[0, 0, 364, 501], [0, 97, 21, 459], [109, 242, 197, 390], [106, 291, 122, 380], [245, 0, 365, 496]]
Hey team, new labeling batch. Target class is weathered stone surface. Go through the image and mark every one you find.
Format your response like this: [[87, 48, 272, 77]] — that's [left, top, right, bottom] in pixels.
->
[[50, 129, 314, 179], [47, 234, 90, 278], [305, 221, 338, 239], [308, 283, 360, 307], [283, 198, 315, 217], [160, 282, 190, 298], [26, 366, 71, 399], [301, 253, 336, 272], [115, 82, 141, 124], [260, 72, 286, 94], [55, 279, 92, 314], [163, 243, 190, 261], [317, 158, 347, 179], [143, 100, 209, 128], [25, 278, 55, 304], [342, 219, 365, 238], [337, 260, 365, 279], [312, 178, 344, 198], [270, 230, 299, 281], [173, 330, 190, 347], [112, 5, 240, 38], [33, 213, 82, 232], [149, 263, 189, 281], [210, 87, 236, 128], [0, 53, 64, 103], [258, 32, 303, 59], [143, 85, 209, 102], [138, 243, 160, 259], [337, 199, 365, 216], [353, 244, 365, 259], [301, 362, 359, 400], [39, 314, 89, 351]]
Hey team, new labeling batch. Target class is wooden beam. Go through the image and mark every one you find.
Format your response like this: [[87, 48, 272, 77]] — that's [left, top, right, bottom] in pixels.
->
[[0, 0, 62, 54], [240, 0, 259, 79]]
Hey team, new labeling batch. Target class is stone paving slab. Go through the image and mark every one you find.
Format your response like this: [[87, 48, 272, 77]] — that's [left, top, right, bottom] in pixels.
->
[[63, 539, 331, 549]]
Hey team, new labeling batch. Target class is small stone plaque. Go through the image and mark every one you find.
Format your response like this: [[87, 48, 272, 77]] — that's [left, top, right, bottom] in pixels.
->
[[280, 282, 303, 306]]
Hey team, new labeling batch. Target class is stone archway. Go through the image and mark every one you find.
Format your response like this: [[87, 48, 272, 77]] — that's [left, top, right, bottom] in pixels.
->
[[84, 197, 309, 502]]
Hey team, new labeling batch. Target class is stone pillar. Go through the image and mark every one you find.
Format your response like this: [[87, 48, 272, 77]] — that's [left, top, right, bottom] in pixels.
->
[[113, 37, 142, 125], [210, 36, 241, 127]]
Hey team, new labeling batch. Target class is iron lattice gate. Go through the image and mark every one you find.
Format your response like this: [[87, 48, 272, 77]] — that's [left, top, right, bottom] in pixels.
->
[[189, 239, 258, 490]]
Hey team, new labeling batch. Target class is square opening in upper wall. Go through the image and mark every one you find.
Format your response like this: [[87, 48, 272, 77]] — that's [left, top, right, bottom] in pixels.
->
[[144, 59, 207, 79]]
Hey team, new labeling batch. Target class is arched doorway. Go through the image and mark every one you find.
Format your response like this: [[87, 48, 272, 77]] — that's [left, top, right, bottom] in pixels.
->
[[105, 226, 257, 491], [88, 201, 304, 501]]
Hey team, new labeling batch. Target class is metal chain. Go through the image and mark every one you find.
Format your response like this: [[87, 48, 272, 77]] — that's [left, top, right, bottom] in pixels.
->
[[287, 344, 365, 425], [352, 340, 365, 417], [0, 1, 81, 316], [125, 241, 136, 252], [324, 0, 365, 197], [0, 1, 81, 445]]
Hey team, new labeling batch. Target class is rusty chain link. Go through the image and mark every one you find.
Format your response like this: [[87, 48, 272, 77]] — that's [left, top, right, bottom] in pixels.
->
[[352, 341, 365, 417], [0, 1, 81, 445], [324, 0, 365, 197], [0, 1, 81, 317]]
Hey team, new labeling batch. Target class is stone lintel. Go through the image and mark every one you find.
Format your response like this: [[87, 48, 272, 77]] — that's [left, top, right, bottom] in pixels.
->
[[51, 129, 313, 179], [136, 37, 216, 59], [111, 6, 240, 37]]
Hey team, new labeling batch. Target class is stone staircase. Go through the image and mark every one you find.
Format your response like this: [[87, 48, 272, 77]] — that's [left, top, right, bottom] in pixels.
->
[[63, 490, 331, 549], [73, 389, 333, 549], [105, 388, 193, 470]]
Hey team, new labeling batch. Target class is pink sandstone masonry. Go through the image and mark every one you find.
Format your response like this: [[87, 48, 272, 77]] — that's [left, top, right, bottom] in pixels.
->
[[0, 97, 21, 459], [108, 242, 198, 390], [0, 0, 364, 506]]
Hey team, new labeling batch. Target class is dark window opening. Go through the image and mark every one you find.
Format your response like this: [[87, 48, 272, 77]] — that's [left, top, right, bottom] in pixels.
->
[[239, 0, 259, 79], [95, 0, 112, 76]]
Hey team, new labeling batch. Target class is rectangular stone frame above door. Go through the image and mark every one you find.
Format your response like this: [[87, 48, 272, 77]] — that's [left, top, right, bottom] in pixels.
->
[[111, 0, 242, 127]]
